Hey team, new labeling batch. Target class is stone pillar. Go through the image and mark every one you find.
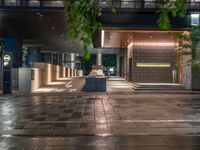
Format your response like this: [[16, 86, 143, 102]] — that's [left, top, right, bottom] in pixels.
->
[[116, 53, 120, 76], [97, 53, 102, 66], [61, 53, 65, 77], [71, 53, 75, 69], [62, 53, 65, 66], [182, 55, 192, 89], [192, 43, 200, 90]]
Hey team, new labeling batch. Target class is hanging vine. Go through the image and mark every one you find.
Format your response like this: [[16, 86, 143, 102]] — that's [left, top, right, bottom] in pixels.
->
[[176, 27, 200, 70], [157, 0, 186, 30], [64, 0, 188, 60], [64, 0, 102, 60]]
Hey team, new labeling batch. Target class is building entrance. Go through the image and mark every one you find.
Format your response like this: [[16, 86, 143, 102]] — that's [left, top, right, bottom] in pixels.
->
[[102, 54, 117, 76]]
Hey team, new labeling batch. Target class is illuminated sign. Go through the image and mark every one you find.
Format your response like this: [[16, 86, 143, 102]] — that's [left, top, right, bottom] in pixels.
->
[[3, 53, 12, 70], [137, 63, 171, 68], [3, 55, 11, 62]]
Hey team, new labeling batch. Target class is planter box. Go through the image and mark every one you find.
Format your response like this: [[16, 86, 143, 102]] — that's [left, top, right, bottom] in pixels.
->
[[85, 77, 106, 92]]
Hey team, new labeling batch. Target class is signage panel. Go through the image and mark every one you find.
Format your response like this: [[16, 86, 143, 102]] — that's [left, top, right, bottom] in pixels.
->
[[2, 52, 12, 94], [3, 53, 12, 71]]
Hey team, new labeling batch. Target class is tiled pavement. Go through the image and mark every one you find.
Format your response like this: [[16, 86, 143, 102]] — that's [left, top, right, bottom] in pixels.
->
[[1, 93, 200, 149], [1, 135, 200, 150]]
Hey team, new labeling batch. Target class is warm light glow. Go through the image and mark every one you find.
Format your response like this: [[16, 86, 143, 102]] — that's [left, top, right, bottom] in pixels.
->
[[63, 67, 66, 77], [133, 42, 178, 47], [137, 63, 171, 67], [47, 64, 51, 84], [48, 82, 66, 85], [101, 30, 105, 47], [128, 42, 134, 48]]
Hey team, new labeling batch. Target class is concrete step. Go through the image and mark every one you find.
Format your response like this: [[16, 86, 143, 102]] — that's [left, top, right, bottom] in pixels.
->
[[132, 83, 185, 91]]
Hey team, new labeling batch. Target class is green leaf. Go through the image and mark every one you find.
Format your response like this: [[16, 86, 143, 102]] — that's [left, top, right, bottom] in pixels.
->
[[171, 8, 177, 17], [157, 0, 186, 30], [64, 0, 103, 60], [111, 7, 117, 14]]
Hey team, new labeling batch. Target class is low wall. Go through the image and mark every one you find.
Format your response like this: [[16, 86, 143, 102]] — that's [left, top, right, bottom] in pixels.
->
[[0, 63, 78, 93]]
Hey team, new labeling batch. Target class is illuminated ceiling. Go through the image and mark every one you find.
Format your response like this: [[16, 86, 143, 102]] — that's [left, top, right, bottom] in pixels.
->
[[102, 30, 183, 48]]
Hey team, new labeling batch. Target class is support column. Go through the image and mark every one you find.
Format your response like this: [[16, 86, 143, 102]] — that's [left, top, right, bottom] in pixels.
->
[[71, 53, 75, 69], [62, 53, 65, 77], [97, 53, 102, 66], [116, 53, 120, 76], [124, 48, 128, 80], [71, 53, 75, 77], [192, 43, 200, 90]]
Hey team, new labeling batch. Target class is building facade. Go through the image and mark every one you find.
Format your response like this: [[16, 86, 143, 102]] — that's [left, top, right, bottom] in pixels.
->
[[0, 0, 200, 91]]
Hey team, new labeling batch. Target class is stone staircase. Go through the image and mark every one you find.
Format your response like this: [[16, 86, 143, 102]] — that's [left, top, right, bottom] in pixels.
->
[[132, 83, 185, 91]]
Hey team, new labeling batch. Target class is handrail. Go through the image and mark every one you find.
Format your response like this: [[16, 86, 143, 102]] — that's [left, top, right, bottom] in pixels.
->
[[0, 0, 199, 11]]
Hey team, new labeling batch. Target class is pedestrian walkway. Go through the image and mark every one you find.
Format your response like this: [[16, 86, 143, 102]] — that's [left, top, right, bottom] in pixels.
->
[[1, 92, 200, 149], [33, 77, 85, 93], [1, 135, 200, 150], [33, 76, 136, 94], [31, 76, 193, 94], [107, 77, 135, 93], [1, 93, 200, 136]]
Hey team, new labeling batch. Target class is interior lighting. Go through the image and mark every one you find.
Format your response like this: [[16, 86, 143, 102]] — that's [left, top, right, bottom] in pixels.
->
[[137, 63, 171, 67], [101, 30, 105, 47], [133, 42, 178, 47]]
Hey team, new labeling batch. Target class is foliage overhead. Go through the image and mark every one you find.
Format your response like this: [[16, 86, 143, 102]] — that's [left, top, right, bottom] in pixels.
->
[[64, 0, 102, 60], [176, 27, 200, 70], [157, 0, 186, 30]]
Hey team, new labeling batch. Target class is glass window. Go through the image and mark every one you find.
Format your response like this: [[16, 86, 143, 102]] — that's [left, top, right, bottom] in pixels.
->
[[144, 0, 156, 8], [43, 0, 64, 7], [29, 0, 40, 7], [99, 0, 112, 8], [191, 14, 200, 26], [4, 0, 16, 6]]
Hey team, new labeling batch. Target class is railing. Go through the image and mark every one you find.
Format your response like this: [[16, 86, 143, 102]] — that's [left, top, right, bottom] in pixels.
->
[[0, 0, 64, 8], [99, 0, 200, 10], [99, 0, 157, 9], [0, 0, 199, 10]]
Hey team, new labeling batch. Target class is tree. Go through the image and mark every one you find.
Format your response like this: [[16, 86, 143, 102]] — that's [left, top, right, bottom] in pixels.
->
[[64, 0, 102, 60], [157, 0, 186, 30], [176, 27, 200, 71]]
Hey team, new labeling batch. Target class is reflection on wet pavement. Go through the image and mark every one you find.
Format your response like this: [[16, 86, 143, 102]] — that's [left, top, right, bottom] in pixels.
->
[[0, 93, 200, 149], [1, 136, 200, 150]]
